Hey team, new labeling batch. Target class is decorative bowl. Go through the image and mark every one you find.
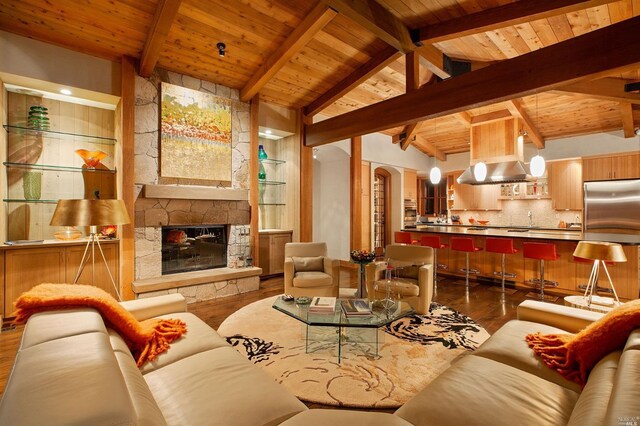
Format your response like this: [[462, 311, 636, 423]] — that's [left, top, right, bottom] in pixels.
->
[[75, 149, 108, 168], [468, 218, 476, 224], [477, 220, 489, 225], [350, 250, 376, 263]]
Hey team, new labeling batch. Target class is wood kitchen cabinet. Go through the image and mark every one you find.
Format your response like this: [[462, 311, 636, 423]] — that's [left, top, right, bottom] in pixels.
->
[[258, 230, 292, 276], [583, 152, 640, 181], [2, 240, 120, 315], [404, 169, 418, 200], [549, 159, 583, 210], [448, 172, 501, 211]]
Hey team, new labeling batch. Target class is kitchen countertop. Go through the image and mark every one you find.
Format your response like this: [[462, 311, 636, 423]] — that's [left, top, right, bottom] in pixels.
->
[[405, 223, 582, 232], [403, 226, 640, 245]]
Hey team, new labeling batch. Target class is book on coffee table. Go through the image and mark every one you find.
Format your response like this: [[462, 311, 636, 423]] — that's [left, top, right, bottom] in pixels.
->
[[309, 297, 337, 313], [340, 299, 373, 317]]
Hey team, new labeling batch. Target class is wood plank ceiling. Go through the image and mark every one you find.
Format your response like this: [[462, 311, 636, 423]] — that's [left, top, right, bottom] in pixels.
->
[[0, 0, 638, 157]]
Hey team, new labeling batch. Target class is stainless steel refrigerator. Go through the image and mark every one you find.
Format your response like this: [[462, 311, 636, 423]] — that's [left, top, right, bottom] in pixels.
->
[[584, 179, 640, 233]]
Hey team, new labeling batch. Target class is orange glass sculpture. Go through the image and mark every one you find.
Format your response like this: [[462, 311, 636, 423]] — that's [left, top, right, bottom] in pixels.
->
[[75, 149, 108, 169]]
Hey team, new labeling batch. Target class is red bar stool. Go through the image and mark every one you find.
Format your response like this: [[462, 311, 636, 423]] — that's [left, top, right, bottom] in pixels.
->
[[486, 238, 519, 301], [394, 231, 417, 245], [574, 255, 615, 296], [420, 235, 448, 289], [450, 237, 483, 290], [523, 242, 559, 301]]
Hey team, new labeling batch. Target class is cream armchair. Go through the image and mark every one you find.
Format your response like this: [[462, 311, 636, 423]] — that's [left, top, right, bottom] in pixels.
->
[[365, 244, 434, 314], [284, 242, 339, 298]]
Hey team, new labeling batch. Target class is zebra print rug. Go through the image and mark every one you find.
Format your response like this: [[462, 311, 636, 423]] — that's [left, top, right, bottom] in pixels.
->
[[217, 296, 489, 408]]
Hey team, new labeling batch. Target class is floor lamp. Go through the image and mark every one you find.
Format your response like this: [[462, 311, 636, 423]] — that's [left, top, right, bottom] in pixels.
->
[[50, 199, 131, 301], [573, 241, 627, 308]]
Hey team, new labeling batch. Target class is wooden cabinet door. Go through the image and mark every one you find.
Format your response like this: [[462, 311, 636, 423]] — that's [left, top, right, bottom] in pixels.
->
[[450, 172, 474, 210], [611, 154, 640, 179], [404, 170, 417, 200], [5, 247, 66, 313], [65, 243, 119, 298], [549, 159, 583, 210], [474, 185, 501, 210], [582, 157, 612, 181], [269, 232, 292, 275]]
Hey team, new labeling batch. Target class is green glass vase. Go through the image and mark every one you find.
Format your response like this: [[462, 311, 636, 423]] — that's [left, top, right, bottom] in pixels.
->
[[23, 171, 42, 200]]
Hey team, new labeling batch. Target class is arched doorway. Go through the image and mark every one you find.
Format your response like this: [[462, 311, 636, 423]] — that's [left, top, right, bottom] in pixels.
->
[[373, 168, 391, 253]]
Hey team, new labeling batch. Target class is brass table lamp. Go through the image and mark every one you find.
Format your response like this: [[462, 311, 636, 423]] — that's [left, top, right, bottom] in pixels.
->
[[573, 241, 627, 307], [50, 199, 130, 300]]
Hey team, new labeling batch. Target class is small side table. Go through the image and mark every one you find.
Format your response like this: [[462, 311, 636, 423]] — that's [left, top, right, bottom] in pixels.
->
[[564, 295, 621, 313], [351, 260, 373, 298]]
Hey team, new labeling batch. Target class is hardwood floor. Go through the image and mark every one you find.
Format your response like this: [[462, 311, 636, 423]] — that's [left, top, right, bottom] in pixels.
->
[[0, 273, 562, 402]]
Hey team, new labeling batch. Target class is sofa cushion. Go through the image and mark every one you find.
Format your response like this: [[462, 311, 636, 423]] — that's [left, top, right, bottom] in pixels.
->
[[281, 409, 412, 425], [374, 278, 419, 297], [293, 271, 333, 288], [20, 309, 107, 349], [134, 312, 229, 374], [604, 349, 640, 425], [623, 329, 640, 351], [473, 319, 581, 392], [293, 256, 324, 272], [568, 351, 620, 426], [0, 332, 139, 426], [144, 346, 307, 426], [395, 355, 579, 426]]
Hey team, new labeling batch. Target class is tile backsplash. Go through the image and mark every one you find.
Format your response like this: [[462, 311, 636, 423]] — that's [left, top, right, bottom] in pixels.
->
[[453, 199, 582, 228]]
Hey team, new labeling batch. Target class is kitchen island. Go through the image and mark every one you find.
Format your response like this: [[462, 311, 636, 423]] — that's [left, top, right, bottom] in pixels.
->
[[402, 226, 639, 300]]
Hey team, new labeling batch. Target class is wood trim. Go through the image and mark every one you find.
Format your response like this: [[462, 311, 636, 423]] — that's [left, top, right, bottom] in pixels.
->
[[139, 0, 182, 77], [374, 167, 391, 249], [350, 136, 362, 250], [620, 102, 635, 138], [240, 3, 337, 102], [506, 99, 545, 149], [250, 96, 260, 266], [300, 111, 313, 242], [305, 45, 401, 118], [120, 56, 136, 301], [555, 78, 640, 105], [305, 16, 640, 146], [143, 185, 248, 200], [322, 0, 414, 52], [417, 0, 618, 44]]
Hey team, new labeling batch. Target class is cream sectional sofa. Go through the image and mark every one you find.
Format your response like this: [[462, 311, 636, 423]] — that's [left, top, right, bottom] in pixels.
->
[[1, 294, 638, 425]]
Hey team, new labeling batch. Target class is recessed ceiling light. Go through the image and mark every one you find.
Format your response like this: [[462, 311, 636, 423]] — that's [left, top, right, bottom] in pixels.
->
[[265, 129, 272, 134], [216, 42, 226, 58], [60, 88, 72, 95]]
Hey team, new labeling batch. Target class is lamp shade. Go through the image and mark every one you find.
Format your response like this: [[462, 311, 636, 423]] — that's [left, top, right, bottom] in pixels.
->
[[473, 162, 487, 182], [429, 166, 442, 184], [50, 199, 131, 227], [573, 241, 627, 263], [530, 155, 546, 177]]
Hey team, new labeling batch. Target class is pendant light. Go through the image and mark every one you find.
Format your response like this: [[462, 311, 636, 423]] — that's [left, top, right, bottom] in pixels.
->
[[474, 162, 487, 182], [530, 93, 546, 177], [429, 118, 442, 184]]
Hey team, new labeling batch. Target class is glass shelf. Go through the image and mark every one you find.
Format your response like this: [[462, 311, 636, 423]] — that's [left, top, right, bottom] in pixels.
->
[[260, 158, 286, 165], [4, 199, 58, 204], [258, 180, 286, 186], [259, 203, 286, 206], [4, 162, 117, 174], [3, 125, 117, 145]]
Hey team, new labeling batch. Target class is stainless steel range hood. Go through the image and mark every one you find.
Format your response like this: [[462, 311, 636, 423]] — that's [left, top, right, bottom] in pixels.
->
[[457, 161, 533, 185]]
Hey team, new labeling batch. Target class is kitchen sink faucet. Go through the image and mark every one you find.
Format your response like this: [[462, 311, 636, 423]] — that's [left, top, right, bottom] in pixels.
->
[[528, 211, 533, 227]]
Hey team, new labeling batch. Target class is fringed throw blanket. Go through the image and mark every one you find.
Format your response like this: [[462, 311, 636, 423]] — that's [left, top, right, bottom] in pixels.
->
[[14, 283, 187, 367], [526, 299, 640, 387]]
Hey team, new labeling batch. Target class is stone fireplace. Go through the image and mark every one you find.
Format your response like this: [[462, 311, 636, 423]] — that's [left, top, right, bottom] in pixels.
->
[[161, 225, 228, 275], [132, 69, 259, 303]]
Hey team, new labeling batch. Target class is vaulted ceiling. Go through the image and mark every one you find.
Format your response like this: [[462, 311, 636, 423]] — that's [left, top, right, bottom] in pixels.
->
[[1, 0, 639, 158]]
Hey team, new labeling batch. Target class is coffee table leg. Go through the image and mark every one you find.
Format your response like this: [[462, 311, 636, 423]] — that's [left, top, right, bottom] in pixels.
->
[[338, 326, 343, 363], [305, 324, 309, 354]]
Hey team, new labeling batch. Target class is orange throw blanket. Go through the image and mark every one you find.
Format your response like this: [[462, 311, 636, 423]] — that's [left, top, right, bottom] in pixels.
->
[[526, 299, 640, 387], [14, 283, 187, 367]]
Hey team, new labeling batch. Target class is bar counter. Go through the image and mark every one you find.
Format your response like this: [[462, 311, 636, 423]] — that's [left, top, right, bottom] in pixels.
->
[[402, 227, 639, 300]]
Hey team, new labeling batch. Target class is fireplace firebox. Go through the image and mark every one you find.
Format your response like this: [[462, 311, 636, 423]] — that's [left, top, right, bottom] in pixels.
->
[[161, 225, 228, 275]]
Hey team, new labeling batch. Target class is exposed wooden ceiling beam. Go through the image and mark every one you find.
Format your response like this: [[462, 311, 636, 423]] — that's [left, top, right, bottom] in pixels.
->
[[417, 44, 450, 79], [139, 0, 183, 77], [415, 135, 446, 161], [506, 99, 545, 149], [240, 3, 337, 102], [620, 102, 635, 138], [399, 52, 421, 150], [305, 16, 640, 147], [454, 111, 472, 127], [322, 0, 415, 52], [400, 122, 421, 150], [417, 0, 618, 44], [305, 45, 401, 118], [470, 109, 513, 126], [554, 78, 640, 105]]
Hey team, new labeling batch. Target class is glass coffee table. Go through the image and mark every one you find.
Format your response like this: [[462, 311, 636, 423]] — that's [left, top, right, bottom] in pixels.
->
[[272, 297, 415, 362]]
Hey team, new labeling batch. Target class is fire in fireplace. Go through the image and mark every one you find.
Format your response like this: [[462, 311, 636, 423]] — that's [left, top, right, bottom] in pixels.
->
[[161, 225, 228, 275]]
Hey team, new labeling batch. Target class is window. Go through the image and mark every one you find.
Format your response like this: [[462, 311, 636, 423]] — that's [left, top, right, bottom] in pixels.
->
[[419, 178, 447, 216]]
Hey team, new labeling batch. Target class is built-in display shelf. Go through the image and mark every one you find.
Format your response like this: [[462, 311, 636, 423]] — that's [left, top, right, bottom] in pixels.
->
[[3, 124, 117, 145], [3, 199, 57, 203], [3, 162, 117, 174], [258, 180, 286, 186]]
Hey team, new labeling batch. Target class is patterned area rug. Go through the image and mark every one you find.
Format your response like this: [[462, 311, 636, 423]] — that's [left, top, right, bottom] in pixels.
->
[[217, 296, 490, 408]]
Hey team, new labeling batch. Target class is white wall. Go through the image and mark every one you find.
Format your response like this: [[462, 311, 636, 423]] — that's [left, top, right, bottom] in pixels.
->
[[312, 146, 351, 259], [0, 31, 121, 96]]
